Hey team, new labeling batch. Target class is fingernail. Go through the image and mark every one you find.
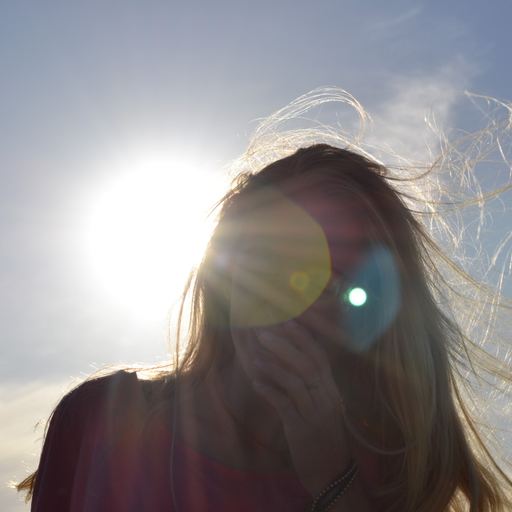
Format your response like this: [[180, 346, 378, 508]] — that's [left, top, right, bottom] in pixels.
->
[[286, 319, 299, 328]]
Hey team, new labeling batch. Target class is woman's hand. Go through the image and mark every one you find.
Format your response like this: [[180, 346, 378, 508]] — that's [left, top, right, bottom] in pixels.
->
[[251, 319, 350, 497]]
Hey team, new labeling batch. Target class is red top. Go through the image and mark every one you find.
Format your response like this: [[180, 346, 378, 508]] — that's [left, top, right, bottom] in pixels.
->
[[32, 371, 380, 512]]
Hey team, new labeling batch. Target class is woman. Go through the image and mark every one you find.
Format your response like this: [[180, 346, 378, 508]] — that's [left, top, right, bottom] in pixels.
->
[[17, 91, 512, 511]]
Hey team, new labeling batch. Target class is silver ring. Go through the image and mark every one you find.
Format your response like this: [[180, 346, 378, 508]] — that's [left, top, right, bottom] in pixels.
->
[[306, 378, 322, 391]]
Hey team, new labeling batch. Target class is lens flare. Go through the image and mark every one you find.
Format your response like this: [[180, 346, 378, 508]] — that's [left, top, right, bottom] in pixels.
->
[[347, 287, 367, 306], [228, 187, 332, 328], [344, 245, 401, 353], [289, 271, 310, 292]]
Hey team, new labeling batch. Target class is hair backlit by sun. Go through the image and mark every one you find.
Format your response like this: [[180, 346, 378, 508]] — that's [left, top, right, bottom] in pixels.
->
[[86, 157, 226, 321]]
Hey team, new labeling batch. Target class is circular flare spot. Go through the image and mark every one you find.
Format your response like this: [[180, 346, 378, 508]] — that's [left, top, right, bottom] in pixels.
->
[[348, 287, 367, 306], [290, 271, 310, 292]]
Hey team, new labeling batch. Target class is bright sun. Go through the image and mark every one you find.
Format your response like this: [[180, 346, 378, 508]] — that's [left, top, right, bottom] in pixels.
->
[[86, 157, 226, 321]]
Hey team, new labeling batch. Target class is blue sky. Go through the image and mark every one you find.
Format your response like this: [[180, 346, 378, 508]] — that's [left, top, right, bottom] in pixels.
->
[[2, 1, 512, 510]]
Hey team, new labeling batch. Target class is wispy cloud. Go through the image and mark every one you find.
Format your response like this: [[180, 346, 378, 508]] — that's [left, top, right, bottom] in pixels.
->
[[366, 4, 424, 33], [364, 59, 477, 165]]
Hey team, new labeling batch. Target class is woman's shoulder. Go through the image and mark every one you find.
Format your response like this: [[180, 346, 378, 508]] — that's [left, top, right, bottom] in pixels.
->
[[62, 367, 182, 417], [65, 369, 138, 402], [51, 370, 142, 427], [56, 367, 192, 437]]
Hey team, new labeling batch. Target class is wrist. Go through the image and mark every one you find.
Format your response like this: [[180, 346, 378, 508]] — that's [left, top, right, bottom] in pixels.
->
[[310, 459, 359, 512], [303, 454, 351, 497]]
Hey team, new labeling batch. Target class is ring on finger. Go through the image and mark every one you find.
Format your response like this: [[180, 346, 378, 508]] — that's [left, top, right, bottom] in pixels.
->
[[306, 377, 322, 391]]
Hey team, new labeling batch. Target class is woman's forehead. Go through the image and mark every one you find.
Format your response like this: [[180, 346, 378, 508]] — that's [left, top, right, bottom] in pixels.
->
[[303, 198, 370, 272], [238, 191, 370, 271], [242, 187, 366, 232], [303, 197, 368, 237]]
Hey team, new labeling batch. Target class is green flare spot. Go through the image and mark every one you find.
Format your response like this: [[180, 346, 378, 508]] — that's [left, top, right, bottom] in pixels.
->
[[348, 288, 367, 306]]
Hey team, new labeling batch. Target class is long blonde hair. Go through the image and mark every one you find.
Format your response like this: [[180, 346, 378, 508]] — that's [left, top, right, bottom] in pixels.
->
[[172, 89, 512, 511]]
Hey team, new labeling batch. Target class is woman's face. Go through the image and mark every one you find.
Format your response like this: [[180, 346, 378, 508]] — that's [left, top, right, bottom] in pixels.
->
[[228, 188, 370, 381]]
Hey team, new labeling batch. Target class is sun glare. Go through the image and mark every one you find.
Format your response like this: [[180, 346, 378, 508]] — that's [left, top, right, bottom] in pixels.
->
[[86, 157, 226, 320]]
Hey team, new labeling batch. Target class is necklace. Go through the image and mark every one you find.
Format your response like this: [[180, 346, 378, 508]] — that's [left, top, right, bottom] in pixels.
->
[[212, 382, 291, 467]]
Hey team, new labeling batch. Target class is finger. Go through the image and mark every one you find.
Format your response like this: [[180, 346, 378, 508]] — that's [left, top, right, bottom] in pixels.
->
[[259, 326, 339, 406], [252, 358, 317, 419], [251, 379, 307, 434], [258, 331, 319, 385], [284, 321, 340, 398], [284, 320, 332, 370]]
